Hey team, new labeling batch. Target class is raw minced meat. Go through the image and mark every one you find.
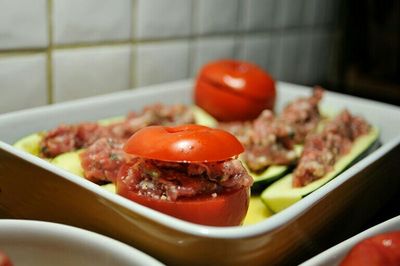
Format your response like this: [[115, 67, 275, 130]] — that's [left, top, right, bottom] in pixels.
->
[[220, 88, 323, 172], [79, 138, 126, 183], [39, 103, 195, 158], [119, 157, 253, 201], [292, 109, 371, 187]]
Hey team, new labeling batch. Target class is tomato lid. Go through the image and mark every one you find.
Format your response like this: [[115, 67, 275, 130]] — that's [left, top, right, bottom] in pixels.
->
[[124, 124, 244, 162], [198, 59, 275, 101]]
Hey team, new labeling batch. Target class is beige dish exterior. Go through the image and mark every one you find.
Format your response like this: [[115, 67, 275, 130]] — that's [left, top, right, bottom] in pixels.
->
[[1, 80, 399, 265]]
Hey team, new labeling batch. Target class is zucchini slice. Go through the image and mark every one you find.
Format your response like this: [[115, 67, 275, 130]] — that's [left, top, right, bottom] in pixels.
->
[[243, 196, 273, 225], [192, 106, 218, 127], [51, 150, 84, 177], [260, 127, 379, 213], [249, 165, 291, 194], [13, 132, 44, 156], [51, 150, 116, 192], [248, 145, 303, 193]]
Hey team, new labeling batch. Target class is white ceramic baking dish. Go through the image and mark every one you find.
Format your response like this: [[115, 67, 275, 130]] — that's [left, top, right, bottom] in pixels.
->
[[0, 80, 399, 265]]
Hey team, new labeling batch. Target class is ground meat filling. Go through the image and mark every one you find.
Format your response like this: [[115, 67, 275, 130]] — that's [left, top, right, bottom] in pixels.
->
[[39, 103, 195, 158], [280, 87, 323, 144], [40, 123, 109, 158], [243, 110, 297, 171], [79, 138, 126, 183], [220, 88, 323, 172], [120, 158, 253, 201], [107, 103, 195, 140], [292, 109, 371, 187]]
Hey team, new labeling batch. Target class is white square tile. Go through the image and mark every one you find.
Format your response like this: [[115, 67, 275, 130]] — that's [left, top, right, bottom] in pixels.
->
[[0, 54, 47, 114], [53, 0, 131, 45], [241, 0, 275, 31], [191, 36, 236, 76], [303, 0, 339, 26], [134, 41, 190, 87], [308, 31, 333, 84], [195, 0, 240, 34], [274, 0, 304, 28], [293, 31, 314, 84], [0, 0, 48, 50], [238, 34, 274, 74], [135, 0, 192, 40], [315, 0, 339, 25], [274, 32, 301, 82], [53, 46, 131, 102], [302, 0, 319, 26]]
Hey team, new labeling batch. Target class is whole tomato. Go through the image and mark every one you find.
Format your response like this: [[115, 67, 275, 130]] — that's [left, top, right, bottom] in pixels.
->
[[340, 231, 400, 266], [116, 124, 252, 226], [194, 59, 276, 121]]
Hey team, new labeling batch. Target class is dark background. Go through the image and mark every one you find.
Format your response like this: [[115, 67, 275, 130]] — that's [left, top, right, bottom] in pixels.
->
[[330, 0, 400, 106], [332, 0, 400, 238]]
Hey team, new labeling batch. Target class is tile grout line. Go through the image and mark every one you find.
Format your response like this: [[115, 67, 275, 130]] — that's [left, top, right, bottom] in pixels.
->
[[130, 0, 138, 89], [0, 25, 333, 56], [187, 0, 197, 78], [46, 0, 54, 104], [234, 0, 245, 58]]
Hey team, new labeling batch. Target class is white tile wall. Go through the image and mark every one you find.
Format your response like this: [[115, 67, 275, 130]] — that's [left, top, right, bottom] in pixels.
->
[[238, 34, 273, 74], [191, 36, 236, 76], [135, 0, 192, 40], [241, 0, 275, 31], [303, 0, 339, 26], [134, 41, 190, 87], [274, 0, 304, 28], [294, 31, 315, 85], [262, 33, 284, 79], [0, 54, 47, 113], [314, 0, 339, 26], [0, 0, 48, 50], [194, 0, 240, 35], [308, 30, 333, 84], [52, 45, 131, 102], [0, 0, 340, 113], [274, 31, 301, 82], [53, 0, 131, 45]]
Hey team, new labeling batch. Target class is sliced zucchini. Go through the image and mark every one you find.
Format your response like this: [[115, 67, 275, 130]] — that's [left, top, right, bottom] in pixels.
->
[[13, 132, 44, 156], [51, 150, 116, 192], [249, 165, 291, 194], [51, 150, 84, 177], [192, 105, 218, 127], [243, 196, 273, 226], [101, 183, 116, 193], [248, 145, 303, 194], [261, 127, 379, 213], [97, 116, 125, 126]]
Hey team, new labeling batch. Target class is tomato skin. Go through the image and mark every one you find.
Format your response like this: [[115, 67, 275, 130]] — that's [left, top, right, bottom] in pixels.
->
[[124, 124, 244, 162], [195, 59, 276, 121], [340, 231, 400, 266], [116, 164, 250, 226], [0, 251, 13, 266]]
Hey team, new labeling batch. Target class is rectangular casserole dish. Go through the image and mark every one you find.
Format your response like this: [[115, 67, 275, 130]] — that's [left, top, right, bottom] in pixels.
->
[[0, 80, 399, 265]]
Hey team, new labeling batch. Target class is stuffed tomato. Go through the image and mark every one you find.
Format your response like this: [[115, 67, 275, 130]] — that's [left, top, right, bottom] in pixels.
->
[[116, 124, 253, 226]]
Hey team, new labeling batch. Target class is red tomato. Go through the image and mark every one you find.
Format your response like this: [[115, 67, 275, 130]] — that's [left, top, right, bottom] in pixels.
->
[[117, 124, 251, 226], [340, 231, 400, 266], [195, 59, 276, 121], [0, 251, 13, 266], [117, 164, 250, 226], [123, 124, 244, 163]]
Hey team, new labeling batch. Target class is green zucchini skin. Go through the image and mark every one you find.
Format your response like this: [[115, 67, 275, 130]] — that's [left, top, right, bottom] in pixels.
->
[[261, 127, 380, 213], [249, 145, 303, 194], [250, 165, 292, 194]]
